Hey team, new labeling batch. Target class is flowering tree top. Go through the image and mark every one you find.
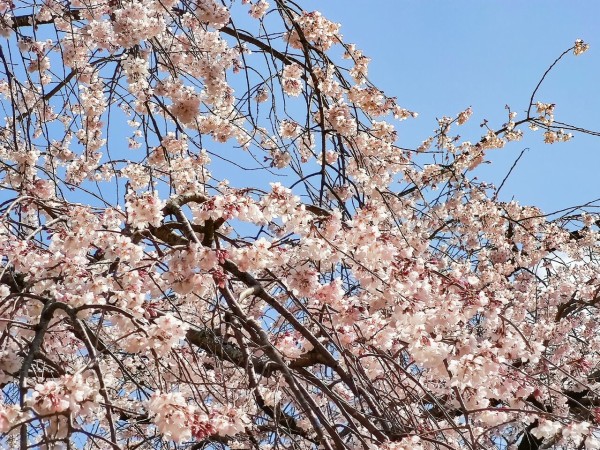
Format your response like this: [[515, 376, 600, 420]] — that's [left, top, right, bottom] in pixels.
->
[[0, 1, 598, 449]]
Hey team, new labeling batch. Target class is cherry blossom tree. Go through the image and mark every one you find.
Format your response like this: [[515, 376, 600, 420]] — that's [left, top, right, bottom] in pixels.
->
[[0, 1, 598, 449]]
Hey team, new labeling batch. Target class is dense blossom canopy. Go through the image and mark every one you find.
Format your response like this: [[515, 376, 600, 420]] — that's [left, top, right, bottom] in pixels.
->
[[0, 1, 598, 449]]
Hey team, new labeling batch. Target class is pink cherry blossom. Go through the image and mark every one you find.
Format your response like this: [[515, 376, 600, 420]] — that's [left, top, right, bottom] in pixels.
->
[[0, 2, 596, 449]]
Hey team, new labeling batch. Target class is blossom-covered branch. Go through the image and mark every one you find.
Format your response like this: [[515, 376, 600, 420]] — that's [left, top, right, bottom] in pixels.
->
[[0, 0, 599, 449]]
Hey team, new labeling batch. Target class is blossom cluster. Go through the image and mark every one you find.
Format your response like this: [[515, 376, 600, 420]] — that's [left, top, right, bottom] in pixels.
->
[[0, 1, 595, 449]]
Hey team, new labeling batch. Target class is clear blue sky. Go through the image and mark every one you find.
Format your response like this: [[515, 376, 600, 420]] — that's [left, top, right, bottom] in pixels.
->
[[6, 2, 598, 216], [298, 2, 600, 214]]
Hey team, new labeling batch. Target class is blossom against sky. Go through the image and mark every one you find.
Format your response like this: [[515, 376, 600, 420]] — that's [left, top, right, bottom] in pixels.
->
[[300, 2, 600, 213]]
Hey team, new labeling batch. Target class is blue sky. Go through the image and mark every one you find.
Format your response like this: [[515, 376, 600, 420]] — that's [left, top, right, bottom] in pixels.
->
[[4, 2, 598, 216], [297, 2, 600, 214]]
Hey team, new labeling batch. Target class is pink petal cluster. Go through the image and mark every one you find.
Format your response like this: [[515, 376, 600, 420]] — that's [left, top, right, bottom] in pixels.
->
[[0, 1, 595, 448]]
